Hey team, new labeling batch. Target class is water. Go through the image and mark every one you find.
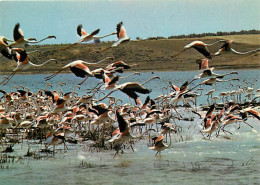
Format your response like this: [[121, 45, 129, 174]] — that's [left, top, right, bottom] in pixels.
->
[[0, 70, 260, 185], [1, 69, 259, 104]]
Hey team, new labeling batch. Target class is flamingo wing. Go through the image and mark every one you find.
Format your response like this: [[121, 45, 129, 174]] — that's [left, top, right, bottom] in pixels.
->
[[77, 24, 88, 37], [123, 83, 151, 94], [70, 66, 91, 78], [0, 49, 13, 60], [192, 44, 212, 59], [108, 75, 119, 86], [13, 23, 24, 41], [116, 110, 129, 133]]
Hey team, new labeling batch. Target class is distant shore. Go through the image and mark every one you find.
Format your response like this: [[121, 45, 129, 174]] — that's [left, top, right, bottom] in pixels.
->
[[0, 34, 260, 75]]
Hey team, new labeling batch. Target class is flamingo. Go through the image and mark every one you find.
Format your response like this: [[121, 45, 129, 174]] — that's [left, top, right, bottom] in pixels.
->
[[220, 114, 253, 133], [62, 24, 116, 50], [200, 117, 220, 139], [196, 69, 238, 79], [0, 48, 57, 85], [97, 76, 160, 104], [0, 36, 13, 60], [198, 77, 239, 87], [98, 21, 130, 52], [8, 23, 56, 48], [44, 132, 67, 154], [172, 41, 214, 59], [196, 58, 210, 70], [44, 57, 113, 84], [108, 110, 137, 158], [205, 89, 215, 104], [100, 69, 140, 90], [0, 116, 15, 130], [240, 107, 260, 121], [214, 40, 260, 56], [149, 135, 171, 156]]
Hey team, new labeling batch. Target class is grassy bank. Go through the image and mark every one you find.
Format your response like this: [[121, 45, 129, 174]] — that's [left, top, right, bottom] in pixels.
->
[[0, 34, 260, 74]]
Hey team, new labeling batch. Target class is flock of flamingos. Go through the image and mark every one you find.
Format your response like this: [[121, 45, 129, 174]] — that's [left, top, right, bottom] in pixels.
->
[[0, 21, 260, 158]]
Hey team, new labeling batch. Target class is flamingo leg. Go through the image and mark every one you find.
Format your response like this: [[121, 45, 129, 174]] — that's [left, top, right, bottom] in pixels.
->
[[0, 71, 16, 85], [44, 69, 63, 81], [78, 77, 89, 86], [3, 72, 17, 85], [61, 42, 80, 50], [243, 121, 253, 128]]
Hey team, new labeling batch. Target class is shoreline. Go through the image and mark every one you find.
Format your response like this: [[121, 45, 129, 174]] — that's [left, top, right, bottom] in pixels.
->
[[2, 67, 259, 76], [0, 35, 260, 75]]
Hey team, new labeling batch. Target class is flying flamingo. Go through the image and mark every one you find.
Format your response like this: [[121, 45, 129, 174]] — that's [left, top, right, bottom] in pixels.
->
[[100, 69, 140, 90], [0, 48, 57, 85], [196, 58, 210, 70], [109, 110, 137, 158], [214, 40, 260, 56], [200, 77, 239, 86], [97, 76, 160, 104], [172, 39, 231, 59], [98, 21, 130, 52], [172, 41, 213, 59], [62, 24, 116, 50], [195, 69, 238, 79], [149, 135, 171, 156], [0, 36, 13, 60], [8, 23, 56, 48], [44, 57, 113, 84]]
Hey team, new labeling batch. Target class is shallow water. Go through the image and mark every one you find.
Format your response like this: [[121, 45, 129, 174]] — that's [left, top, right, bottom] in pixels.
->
[[1, 69, 259, 105], [0, 70, 260, 185]]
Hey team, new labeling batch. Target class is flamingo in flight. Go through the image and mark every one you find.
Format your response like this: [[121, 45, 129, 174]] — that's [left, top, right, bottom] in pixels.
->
[[196, 69, 238, 79], [196, 58, 210, 70], [149, 135, 171, 156], [62, 24, 116, 50], [0, 48, 57, 85], [172, 39, 231, 59], [44, 57, 113, 84], [109, 110, 138, 158], [8, 23, 56, 48], [98, 76, 160, 105], [214, 40, 260, 56], [98, 21, 130, 52], [172, 41, 213, 59], [0, 36, 13, 60]]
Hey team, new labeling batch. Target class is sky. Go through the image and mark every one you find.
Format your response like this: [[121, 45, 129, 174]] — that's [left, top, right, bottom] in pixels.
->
[[0, 0, 260, 45]]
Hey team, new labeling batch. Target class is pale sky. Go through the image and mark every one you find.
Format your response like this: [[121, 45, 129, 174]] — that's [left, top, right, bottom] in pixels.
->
[[0, 0, 259, 44]]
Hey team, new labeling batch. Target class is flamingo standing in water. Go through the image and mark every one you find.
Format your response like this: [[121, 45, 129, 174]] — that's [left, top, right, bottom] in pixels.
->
[[0, 48, 57, 85], [62, 24, 116, 50], [8, 23, 56, 48]]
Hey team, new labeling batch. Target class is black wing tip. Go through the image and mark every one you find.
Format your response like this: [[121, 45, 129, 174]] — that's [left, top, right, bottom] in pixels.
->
[[91, 29, 100, 36], [15, 23, 20, 28]]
